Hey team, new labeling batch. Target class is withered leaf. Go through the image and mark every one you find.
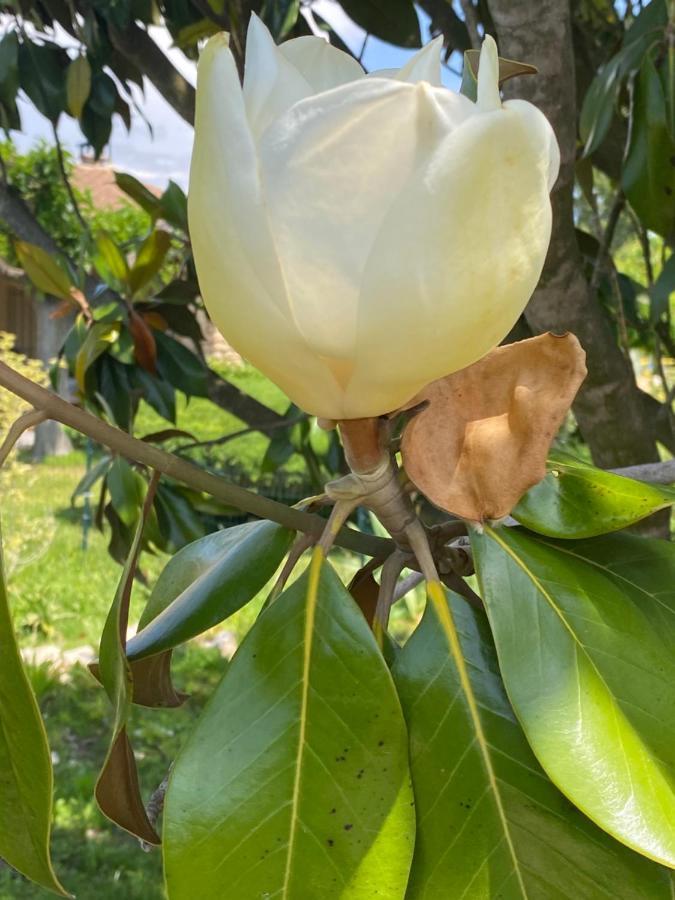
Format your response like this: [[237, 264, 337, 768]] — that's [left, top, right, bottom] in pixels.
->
[[348, 567, 381, 627], [401, 333, 587, 524], [90, 651, 187, 709], [465, 48, 538, 85], [95, 729, 160, 845]]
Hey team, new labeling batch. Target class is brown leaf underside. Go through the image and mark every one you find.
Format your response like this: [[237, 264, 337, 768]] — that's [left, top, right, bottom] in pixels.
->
[[401, 333, 587, 523]]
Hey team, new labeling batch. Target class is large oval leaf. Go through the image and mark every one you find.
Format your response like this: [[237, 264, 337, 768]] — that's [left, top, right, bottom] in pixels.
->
[[513, 450, 675, 538], [0, 528, 67, 896], [393, 588, 674, 898], [126, 520, 293, 660], [163, 550, 415, 899], [472, 527, 675, 867]]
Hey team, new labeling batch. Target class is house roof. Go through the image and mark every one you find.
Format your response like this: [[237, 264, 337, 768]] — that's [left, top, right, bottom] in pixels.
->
[[71, 163, 161, 210]]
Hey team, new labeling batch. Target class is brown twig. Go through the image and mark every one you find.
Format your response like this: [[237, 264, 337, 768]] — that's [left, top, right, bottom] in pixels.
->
[[0, 359, 393, 558], [0, 408, 47, 467], [459, 0, 481, 49]]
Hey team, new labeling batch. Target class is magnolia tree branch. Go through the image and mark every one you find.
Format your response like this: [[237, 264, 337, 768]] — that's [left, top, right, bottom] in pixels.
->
[[0, 359, 392, 558]]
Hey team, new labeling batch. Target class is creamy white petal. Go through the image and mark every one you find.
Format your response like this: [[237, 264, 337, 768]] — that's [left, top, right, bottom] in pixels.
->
[[189, 34, 344, 416], [477, 34, 501, 111], [257, 78, 475, 374], [279, 35, 364, 92], [343, 101, 558, 417], [243, 14, 312, 140], [393, 35, 443, 85]]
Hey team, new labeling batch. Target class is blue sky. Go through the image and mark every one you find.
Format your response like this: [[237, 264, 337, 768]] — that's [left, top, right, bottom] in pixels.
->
[[11, 3, 460, 189]]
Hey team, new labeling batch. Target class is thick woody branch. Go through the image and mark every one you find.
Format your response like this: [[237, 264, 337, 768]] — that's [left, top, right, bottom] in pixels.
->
[[0, 359, 392, 558]]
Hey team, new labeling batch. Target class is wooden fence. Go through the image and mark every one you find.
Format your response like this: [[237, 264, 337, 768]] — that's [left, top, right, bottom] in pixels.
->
[[0, 277, 37, 358]]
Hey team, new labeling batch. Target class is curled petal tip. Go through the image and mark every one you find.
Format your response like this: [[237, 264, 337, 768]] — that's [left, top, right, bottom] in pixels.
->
[[477, 33, 501, 111]]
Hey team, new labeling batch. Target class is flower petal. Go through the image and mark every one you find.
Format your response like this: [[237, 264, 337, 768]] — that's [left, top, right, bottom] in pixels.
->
[[257, 78, 475, 367], [394, 35, 443, 85], [189, 34, 344, 417], [343, 100, 559, 417], [243, 14, 312, 140], [278, 35, 364, 92]]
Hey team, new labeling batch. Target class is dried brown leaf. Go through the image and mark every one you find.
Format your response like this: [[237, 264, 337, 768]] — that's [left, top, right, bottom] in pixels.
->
[[401, 333, 587, 523], [348, 567, 380, 627], [95, 729, 160, 845]]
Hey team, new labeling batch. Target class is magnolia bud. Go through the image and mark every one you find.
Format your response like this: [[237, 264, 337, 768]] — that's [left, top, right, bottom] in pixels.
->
[[189, 15, 559, 420]]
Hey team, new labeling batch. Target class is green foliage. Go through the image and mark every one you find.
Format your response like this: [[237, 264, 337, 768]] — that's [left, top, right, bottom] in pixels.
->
[[472, 526, 675, 867], [0, 530, 66, 895], [0, 140, 151, 266], [393, 588, 674, 898], [513, 449, 675, 537]]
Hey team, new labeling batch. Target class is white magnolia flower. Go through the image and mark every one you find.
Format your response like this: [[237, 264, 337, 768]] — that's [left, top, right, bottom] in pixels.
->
[[189, 15, 560, 420]]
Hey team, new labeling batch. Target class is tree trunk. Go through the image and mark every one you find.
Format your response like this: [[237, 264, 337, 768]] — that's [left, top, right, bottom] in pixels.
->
[[488, 0, 660, 468]]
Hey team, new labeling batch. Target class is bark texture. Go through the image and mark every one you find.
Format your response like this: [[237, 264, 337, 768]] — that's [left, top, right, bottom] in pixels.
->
[[488, 0, 660, 467]]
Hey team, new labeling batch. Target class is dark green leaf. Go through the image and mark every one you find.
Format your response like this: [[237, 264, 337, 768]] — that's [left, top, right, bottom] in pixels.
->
[[512, 450, 675, 538], [107, 458, 145, 528], [127, 520, 293, 660], [472, 526, 675, 866], [97, 356, 134, 431], [95, 477, 160, 844], [152, 482, 206, 552], [159, 180, 188, 231], [154, 331, 208, 398], [650, 254, 675, 322], [133, 368, 176, 423], [71, 454, 112, 504], [339, 0, 420, 48], [622, 54, 675, 238], [0, 32, 19, 109], [0, 527, 68, 896], [394, 587, 675, 898], [164, 551, 415, 899], [18, 41, 67, 121], [128, 229, 172, 295], [261, 0, 301, 39], [114, 171, 161, 217], [580, 0, 666, 156]]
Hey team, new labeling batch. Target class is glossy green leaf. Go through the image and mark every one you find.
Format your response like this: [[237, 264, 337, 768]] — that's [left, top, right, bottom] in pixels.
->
[[66, 54, 91, 118], [394, 587, 675, 898], [0, 526, 68, 896], [261, 0, 300, 39], [472, 526, 675, 867], [512, 450, 675, 538], [95, 478, 160, 844], [622, 53, 675, 238], [107, 457, 145, 528], [163, 550, 415, 899], [15, 241, 73, 301], [127, 520, 293, 661], [128, 229, 172, 295], [339, 0, 420, 48]]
